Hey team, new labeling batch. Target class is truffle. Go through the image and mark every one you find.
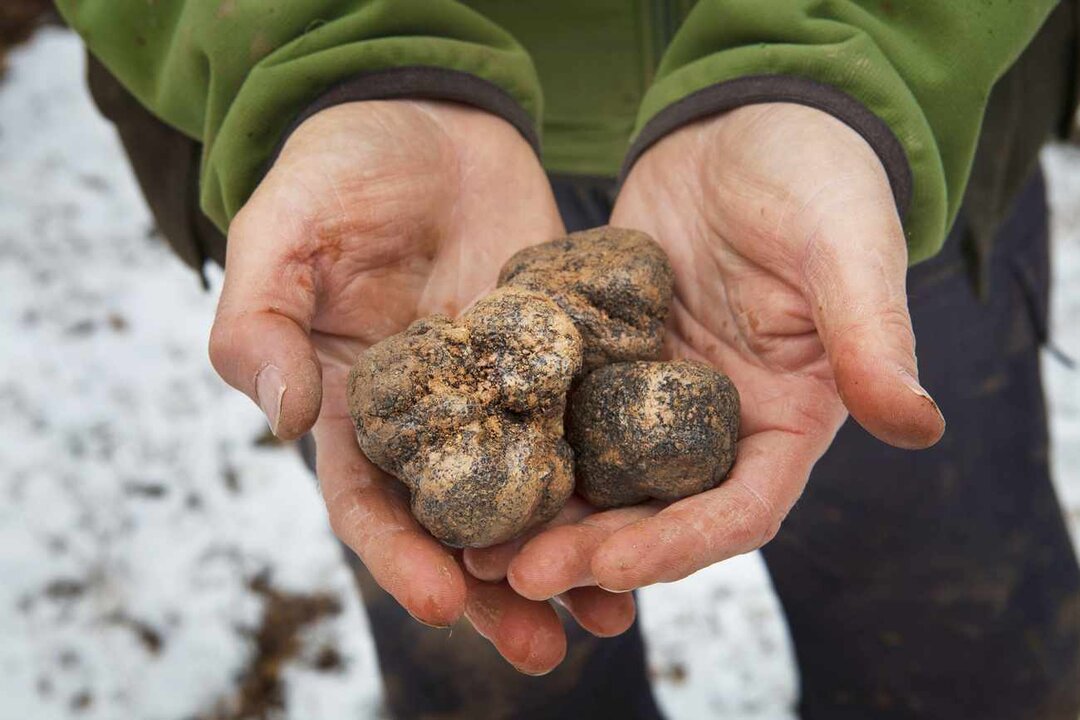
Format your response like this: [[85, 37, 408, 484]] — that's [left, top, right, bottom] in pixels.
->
[[567, 360, 741, 508], [498, 226, 675, 373], [347, 286, 583, 547]]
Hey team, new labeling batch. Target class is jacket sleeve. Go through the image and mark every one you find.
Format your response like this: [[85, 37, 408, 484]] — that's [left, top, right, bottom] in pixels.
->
[[626, 0, 1059, 263], [55, 0, 543, 233]]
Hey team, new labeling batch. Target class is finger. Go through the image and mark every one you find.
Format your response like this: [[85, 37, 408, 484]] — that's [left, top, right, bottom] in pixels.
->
[[464, 576, 567, 675], [209, 204, 322, 440], [556, 587, 636, 638], [462, 496, 595, 583], [462, 535, 529, 583], [316, 414, 466, 627], [592, 430, 818, 592], [507, 503, 661, 601], [800, 191, 945, 450]]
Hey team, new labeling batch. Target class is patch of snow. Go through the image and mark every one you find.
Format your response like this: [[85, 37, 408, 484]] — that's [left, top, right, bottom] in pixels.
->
[[1044, 143, 1080, 555], [0, 30, 379, 720]]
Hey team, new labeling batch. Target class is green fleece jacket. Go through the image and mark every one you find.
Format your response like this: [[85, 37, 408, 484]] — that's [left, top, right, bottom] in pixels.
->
[[57, 0, 1059, 263]]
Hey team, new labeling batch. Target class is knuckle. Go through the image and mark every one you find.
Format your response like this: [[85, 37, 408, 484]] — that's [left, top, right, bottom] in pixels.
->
[[206, 319, 236, 377], [326, 485, 374, 540], [729, 480, 786, 551], [226, 203, 260, 248], [875, 304, 916, 350], [757, 514, 783, 547]]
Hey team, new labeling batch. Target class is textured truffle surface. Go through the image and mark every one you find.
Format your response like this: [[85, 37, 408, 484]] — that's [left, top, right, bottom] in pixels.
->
[[347, 286, 583, 547], [567, 360, 741, 508], [498, 226, 674, 373]]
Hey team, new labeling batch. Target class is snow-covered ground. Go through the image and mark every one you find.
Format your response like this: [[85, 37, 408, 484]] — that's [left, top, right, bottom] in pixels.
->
[[0, 30, 1076, 720]]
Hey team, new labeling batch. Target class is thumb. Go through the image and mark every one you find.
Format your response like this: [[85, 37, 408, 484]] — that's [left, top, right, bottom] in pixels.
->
[[801, 194, 945, 450], [208, 207, 322, 440]]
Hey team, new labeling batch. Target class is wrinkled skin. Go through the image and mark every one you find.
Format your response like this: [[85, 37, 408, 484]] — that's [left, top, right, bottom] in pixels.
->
[[499, 227, 675, 372], [465, 104, 946, 621], [212, 99, 947, 675], [209, 100, 637, 675], [568, 360, 740, 508], [348, 287, 582, 548]]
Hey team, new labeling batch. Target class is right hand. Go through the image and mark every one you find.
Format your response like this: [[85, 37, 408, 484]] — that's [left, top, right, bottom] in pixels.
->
[[464, 103, 945, 603], [208, 100, 636, 674]]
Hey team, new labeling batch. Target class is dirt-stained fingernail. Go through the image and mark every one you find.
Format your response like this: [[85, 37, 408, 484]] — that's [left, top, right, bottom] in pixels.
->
[[256, 364, 285, 434], [515, 665, 555, 677], [899, 368, 945, 422], [408, 612, 451, 630]]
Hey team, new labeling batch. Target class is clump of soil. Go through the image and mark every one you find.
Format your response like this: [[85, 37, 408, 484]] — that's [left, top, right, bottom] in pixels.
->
[[568, 360, 740, 508], [498, 226, 674, 373], [348, 286, 583, 548], [202, 574, 342, 720]]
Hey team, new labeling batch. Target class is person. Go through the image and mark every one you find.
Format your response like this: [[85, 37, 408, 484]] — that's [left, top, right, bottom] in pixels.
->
[[59, 1, 1080, 717]]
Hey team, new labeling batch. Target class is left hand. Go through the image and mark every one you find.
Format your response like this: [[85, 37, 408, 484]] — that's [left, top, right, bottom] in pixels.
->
[[208, 100, 634, 674], [464, 103, 945, 601]]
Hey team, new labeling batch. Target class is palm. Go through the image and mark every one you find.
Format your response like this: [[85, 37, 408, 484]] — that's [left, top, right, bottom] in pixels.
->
[[212, 100, 636, 674], [465, 104, 944, 602], [612, 105, 857, 509], [263, 101, 564, 453]]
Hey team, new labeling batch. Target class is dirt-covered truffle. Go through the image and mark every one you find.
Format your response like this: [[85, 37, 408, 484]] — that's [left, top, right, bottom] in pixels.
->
[[347, 286, 583, 547], [498, 227, 674, 373], [567, 360, 740, 508]]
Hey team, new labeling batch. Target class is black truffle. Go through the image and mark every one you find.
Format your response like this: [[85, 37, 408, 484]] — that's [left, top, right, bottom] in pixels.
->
[[567, 360, 740, 508]]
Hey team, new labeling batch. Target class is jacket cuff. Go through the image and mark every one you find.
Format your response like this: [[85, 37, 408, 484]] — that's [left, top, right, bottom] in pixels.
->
[[270, 66, 541, 169], [621, 75, 913, 220]]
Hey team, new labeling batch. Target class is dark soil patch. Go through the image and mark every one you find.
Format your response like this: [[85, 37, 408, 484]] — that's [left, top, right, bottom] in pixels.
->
[[201, 572, 343, 720], [0, 0, 57, 76]]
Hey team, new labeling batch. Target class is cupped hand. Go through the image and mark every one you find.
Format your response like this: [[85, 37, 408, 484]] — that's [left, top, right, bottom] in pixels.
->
[[465, 103, 945, 601], [207, 100, 635, 674]]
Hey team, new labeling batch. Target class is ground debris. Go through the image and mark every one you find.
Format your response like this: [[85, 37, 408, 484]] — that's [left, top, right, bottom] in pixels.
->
[[199, 572, 343, 720], [650, 661, 688, 685], [104, 611, 165, 655], [69, 688, 93, 712], [42, 577, 87, 602]]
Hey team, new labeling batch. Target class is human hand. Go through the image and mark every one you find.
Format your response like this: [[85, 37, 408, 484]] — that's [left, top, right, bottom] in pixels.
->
[[207, 100, 635, 673], [465, 103, 945, 602]]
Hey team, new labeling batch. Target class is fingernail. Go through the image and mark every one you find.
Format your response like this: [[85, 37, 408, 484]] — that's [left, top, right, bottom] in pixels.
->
[[256, 364, 285, 434], [515, 633, 556, 677], [595, 580, 634, 594], [899, 369, 945, 421], [516, 665, 554, 677], [409, 613, 451, 630]]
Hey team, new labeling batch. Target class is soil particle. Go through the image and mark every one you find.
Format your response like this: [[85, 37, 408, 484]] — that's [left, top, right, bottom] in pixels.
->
[[104, 611, 165, 655]]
